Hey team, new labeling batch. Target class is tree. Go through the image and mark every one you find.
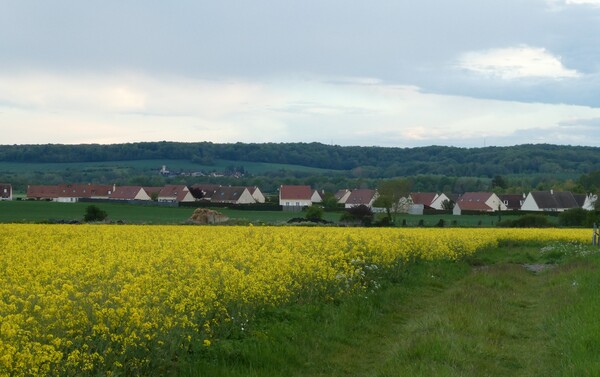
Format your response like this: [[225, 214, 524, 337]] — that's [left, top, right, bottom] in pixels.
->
[[84, 205, 108, 222], [375, 178, 412, 223], [341, 205, 374, 226], [305, 205, 324, 221], [491, 175, 508, 190], [320, 192, 341, 211], [441, 199, 455, 210]]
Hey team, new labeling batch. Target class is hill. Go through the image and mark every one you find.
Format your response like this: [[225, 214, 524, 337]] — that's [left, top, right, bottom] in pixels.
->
[[1, 142, 599, 177]]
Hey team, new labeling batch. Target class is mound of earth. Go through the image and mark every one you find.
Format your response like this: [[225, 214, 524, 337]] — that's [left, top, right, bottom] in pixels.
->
[[189, 208, 229, 225]]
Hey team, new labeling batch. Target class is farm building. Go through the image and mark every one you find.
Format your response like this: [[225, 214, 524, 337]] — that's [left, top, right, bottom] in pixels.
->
[[0, 183, 12, 200]]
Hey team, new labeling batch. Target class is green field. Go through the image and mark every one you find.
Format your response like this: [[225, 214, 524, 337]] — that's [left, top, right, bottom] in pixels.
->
[[0, 158, 345, 177], [0, 200, 533, 226], [181, 241, 600, 376]]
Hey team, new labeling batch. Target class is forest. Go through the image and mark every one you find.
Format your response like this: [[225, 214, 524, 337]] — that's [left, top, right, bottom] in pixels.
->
[[1, 142, 599, 194]]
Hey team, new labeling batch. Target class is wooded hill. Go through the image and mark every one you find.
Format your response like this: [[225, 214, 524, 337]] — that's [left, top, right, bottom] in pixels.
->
[[1, 142, 598, 178]]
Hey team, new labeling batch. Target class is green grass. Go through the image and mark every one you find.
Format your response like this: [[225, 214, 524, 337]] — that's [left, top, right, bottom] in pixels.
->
[[0, 159, 345, 176], [178, 242, 600, 377], [0, 201, 344, 224], [0, 200, 519, 226]]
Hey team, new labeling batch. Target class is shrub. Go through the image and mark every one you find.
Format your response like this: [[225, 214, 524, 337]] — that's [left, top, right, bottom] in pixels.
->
[[84, 205, 108, 222], [497, 214, 551, 228], [558, 208, 588, 227], [305, 206, 324, 221]]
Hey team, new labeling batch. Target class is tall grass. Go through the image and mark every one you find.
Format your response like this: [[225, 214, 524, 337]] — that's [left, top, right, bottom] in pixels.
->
[[181, 242, 600, 377]]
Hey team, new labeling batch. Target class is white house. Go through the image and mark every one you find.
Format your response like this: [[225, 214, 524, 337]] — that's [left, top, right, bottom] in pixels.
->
[[157, 185, 195, 203], [109, 186, 152, 201], [247, 186, 266, 203], [345, 189, 378, 209], [212, 186, 256, 204], [334, 189, 352, 204], [311, 190, 324, 203], [279, 185, 314, 210], [521, 190, 580, 212], [410, 192, 451, 211], [453, 192, 506, 215]]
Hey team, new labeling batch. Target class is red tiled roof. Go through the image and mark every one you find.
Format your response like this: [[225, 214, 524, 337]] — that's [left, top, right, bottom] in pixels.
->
[[280, 185, 313, 200], [158, 185, 189, 198], [455, 192, 494, 211], [27, 184, 113, 199], [410, 192, 437, 206], [346, 189, 377, 206], [110, 186, 145, 200]]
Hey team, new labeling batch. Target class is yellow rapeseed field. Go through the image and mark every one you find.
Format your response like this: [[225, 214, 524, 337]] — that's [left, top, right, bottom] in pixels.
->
[[0, 224, 590, 376]]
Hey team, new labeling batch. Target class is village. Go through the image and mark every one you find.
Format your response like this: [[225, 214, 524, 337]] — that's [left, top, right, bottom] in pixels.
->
[[0, 182, 596, 215]]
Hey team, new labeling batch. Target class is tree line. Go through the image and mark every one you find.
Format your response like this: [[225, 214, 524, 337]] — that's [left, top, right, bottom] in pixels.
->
[[1, 142, 600, 178]]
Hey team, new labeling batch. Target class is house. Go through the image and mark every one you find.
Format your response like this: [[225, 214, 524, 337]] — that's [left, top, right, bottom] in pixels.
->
[[574, 193, 597, 211], [247, 186, 266, 203], [279, 185, 314, 210], [157, 185, 195, 203], [431, 193, 451, 210], [499, 194, 525, 211], [345, 189, 378, 209], [27, 183, 113, 202], [142, 187, 163, 201], [55, 184, 113, 202], [189, 184, 222, 201], [1, 183, 13, 200], [311, 190, 324, 203], [211, 186, 256, 204], [334, 189, 351, 204], [453, 192, 506, 215], [27, 185, 60, 200], [109, 186, 152, 201], [521, 190, 580, 212], [410, 192, 451, 210]]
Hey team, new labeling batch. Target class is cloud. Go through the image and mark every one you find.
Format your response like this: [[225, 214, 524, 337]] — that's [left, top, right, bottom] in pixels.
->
[[457, 45, 580, 80], [2, 71, 600, 147], [566, 0, 600, 5]]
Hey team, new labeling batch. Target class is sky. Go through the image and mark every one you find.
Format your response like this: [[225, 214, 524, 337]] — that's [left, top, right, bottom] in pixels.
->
[[1, 0, 600, 148]]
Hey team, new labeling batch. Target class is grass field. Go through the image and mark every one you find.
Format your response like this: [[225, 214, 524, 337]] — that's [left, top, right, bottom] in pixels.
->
[[0, 158, 346, 177], [0, 200, 532, 226], [183, 241, 600, 376]]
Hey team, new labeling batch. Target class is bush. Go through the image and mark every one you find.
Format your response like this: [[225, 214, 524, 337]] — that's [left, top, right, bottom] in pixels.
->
[[305, 206, 324, 221], [84, 205, 108, 222], [341, 205, 373, 226], [497, 214, 551, 228], [558, 208, 588, 227]]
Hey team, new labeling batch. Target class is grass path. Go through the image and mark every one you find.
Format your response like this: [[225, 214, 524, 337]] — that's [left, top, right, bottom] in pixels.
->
[[184, 244, 600, 377]]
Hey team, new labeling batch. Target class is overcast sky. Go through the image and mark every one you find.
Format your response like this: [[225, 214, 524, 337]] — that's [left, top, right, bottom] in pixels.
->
[[2, 0, 600, 147]]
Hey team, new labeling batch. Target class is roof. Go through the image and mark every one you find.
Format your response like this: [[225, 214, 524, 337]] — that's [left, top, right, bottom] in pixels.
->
[[158, 185, 189, 199], [334, 189, 350, 200], [27, 184, 113, 199], [280, 185, 313, 200], [499, 194, 524, 210], [189, 184, 221, 200], [410, 192, 438, 207], [109, 186, 144, 200], [346, 189, 377, 206], [530, 191, 579, 210], [212, 186, 252, 203], [573, 194, 586, 207], [57, 184, 113, 198], [455, 192, 495, 211], [27, 185, 60, 199]]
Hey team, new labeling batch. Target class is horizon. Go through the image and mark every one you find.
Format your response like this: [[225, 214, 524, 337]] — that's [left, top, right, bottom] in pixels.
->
[[1, 140, 597, 150]]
